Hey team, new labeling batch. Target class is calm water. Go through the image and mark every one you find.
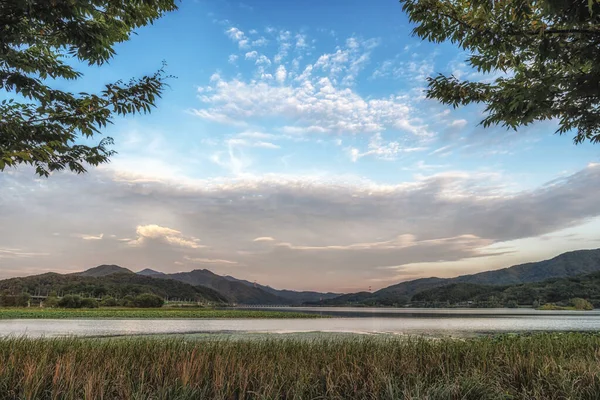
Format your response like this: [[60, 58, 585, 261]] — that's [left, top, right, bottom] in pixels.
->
[[2, 307, 600, 338]]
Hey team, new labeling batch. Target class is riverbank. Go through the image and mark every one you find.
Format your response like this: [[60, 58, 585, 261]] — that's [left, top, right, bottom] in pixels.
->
[[1, 333, 599, 399], [0, 307, 321, 319]]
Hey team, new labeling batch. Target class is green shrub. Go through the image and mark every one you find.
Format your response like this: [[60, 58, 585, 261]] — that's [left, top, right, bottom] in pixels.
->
[[58, 295, 82, 308], [80, 298, 99, 308], [100, 296, 118, 307], [570, 298, 594, 310], [44, 295, 59, 308], [133, 293, 164, 308], [119, 295, 135, 307], [505, 300, 518, 308]]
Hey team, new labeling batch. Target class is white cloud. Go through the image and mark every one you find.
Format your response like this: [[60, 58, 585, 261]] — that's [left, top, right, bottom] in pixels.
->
[[449, 119, 468, 129], [274, 30, 292, 64], [372, 56, 434, 83], [245, 51, 270, 66], [0, 248, 50, 259], [255, 54, 271, 66], [313, 37, 379, 85], [228, 54, 238, 64], [198, 32, 430, 137], [281, 126, 329, 135], [128, 225, 203, 249], [275, 65, 287, 83], [227, 138, 280, 149], [225, 27, 249, 49], [210, 141, 252, 175], [196, 75, 428, 136], [253, 236, 276, 242], [350, 133, 428, 161], [184, 256, 238, 265], [2, 165, 600, 290], [295, 34, 307, 48], [237, 131, 277, 140], [252, 37, 268, 47], [79, 233, 104, 240]]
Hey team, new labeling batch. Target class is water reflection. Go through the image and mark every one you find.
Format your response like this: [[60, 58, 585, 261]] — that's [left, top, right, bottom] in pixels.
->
[[1, 307, 600, 338]]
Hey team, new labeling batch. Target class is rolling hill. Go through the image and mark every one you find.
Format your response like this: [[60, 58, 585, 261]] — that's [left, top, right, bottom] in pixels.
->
[[223, 275, 341, 304], [4, 264, 335, 305], [162, 269, 286, 305], [318, 248, 600, 306], [0, 272, 227, 303], [137, 268, 165, 277], [412, 271, 600, 307], [77, 264, 133, 277]]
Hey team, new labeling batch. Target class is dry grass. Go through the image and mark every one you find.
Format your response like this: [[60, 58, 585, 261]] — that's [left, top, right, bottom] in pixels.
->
[[1, 333, 600, 399]]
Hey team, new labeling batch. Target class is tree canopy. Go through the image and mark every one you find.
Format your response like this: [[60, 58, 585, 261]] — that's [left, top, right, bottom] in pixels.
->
[[0, 0, 177, 176], [400, 0, 600, 143]]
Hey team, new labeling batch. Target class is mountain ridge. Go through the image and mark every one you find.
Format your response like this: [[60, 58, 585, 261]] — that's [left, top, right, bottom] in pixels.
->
[[316, 248, 600, 306]]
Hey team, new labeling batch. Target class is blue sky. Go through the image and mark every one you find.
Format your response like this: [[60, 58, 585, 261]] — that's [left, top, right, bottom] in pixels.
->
[[1, 0, 599, 292]]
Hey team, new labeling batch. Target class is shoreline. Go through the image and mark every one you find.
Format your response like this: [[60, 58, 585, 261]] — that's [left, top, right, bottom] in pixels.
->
[[0, 307, 322, 320]]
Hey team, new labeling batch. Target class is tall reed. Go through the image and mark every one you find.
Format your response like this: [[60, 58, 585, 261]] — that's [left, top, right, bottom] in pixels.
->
[[1, 333, 599, 399]]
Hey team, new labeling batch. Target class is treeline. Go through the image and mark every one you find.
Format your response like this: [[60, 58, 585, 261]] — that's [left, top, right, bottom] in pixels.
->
[[0, 292, 165, 309], [411, 272, 600, 308], [0, 272, 227, 304], [53, 293, 164, 308]]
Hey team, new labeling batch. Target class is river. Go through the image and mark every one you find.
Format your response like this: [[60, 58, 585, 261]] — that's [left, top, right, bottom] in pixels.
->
[[1, 307, 600, 338]]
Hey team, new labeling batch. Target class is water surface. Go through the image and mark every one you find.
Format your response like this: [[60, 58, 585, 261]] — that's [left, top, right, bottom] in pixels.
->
[[2, 307, 600, 338]]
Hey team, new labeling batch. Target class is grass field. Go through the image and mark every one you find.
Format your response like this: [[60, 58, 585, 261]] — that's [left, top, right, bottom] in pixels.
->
[[0, 307, 320, 319], [1, 333, 600, 399]]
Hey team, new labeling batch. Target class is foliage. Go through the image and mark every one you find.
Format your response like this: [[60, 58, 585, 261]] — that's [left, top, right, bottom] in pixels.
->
[[166, 269, 287, 305], [100, 296, 117, 307], [80, 298, 99, 309], [0, 272, 228, 304], [56, 295, 97, 309], [321, 249, 600, 306], [400, 0, 600, 143], [0, 291, 30, 307], [411, 283, 507, 304], [0, 0, 177, 176], [411, 272, 600, 307], [57, 295, 82, 308], [0, 308, 321, 319], [132, 293, 164, 308], [44, 294, 59, 308], [1, 334, 600, 399], [570, 297, 594, 310]]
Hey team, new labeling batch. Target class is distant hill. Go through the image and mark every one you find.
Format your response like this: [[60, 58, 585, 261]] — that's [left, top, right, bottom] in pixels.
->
[[137, 268, 165, 276], [412, 271, 600, 307], [78, 265, 133, 277], [320, 248, 600, 306], [11, 264, 337, 305], [306, 292, 374, 306], [162, 269, 286, 305], [223, 275, 341, 305], [0, 272, 227, 303]]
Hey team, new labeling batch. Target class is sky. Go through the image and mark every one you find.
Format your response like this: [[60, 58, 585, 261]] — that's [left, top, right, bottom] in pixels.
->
[[1, 0, 599, 293]]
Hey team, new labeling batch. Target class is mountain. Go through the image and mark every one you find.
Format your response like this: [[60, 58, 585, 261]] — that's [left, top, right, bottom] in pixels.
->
[[320, 248, 600, 306], [78, 265, 133, 277], [412, 271, 600, 307], [137, 268, 165, 276], [0, 272, 228, 303], [162, 269, 286, 305], [223, 275, 341, 305], [61, 265, 337, 305]]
